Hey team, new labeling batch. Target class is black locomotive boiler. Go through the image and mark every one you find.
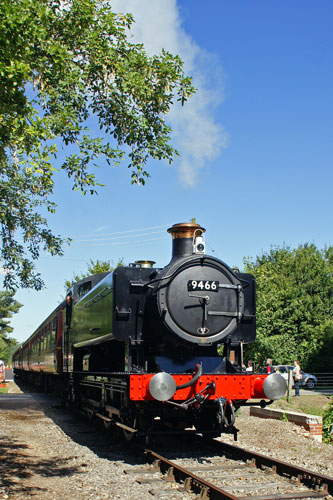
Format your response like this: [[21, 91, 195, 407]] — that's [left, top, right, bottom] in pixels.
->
[[13, 221, 286, 440]]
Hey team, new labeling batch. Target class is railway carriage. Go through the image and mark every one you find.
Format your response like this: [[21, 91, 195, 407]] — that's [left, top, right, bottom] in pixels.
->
[[13, 221, 286, 440]]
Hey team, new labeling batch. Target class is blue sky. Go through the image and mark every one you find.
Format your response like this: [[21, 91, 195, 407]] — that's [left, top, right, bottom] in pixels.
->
[[7, 0, 333, 343]]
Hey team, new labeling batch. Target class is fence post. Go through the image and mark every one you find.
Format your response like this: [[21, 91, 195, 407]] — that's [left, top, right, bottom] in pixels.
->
[[288, 368, 293, 402]]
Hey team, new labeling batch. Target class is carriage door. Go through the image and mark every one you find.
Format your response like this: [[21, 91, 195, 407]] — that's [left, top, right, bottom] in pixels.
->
[[63, 292, 73, 372]]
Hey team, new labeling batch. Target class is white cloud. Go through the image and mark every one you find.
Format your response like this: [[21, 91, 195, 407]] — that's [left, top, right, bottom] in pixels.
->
[[0, 266, 13, 277], [111, 0, 228, 187]]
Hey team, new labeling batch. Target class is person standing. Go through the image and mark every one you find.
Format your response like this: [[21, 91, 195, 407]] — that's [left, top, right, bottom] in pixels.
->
[[266, 358, 273, 374], [293, 360, 302, 397], [246, 360, 254, 373], [0, 360, 4, 383]]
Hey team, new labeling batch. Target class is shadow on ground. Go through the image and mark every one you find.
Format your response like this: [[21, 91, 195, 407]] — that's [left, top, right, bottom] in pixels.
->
[[0, 435, 83, 497], [7, 379, 226, 466]]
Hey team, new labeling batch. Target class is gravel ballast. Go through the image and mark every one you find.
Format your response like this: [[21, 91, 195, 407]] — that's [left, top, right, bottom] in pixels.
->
[[0, 382, 332, 499]]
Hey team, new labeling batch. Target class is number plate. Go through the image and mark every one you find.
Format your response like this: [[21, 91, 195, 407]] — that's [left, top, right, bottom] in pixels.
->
[[187, 280, 219, 292]]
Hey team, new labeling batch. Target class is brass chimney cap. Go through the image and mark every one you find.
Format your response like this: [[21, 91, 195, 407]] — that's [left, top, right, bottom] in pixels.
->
[[167, 222, 206, 239]]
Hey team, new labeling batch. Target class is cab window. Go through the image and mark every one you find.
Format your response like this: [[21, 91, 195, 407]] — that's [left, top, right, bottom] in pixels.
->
[[78, 281, 92, 298]]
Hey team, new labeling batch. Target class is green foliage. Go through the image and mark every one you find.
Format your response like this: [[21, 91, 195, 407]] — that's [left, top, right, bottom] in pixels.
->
[[306, 320, 333, 372], [64, 258, 123, 290], [323, 398, 333, 443], [243, 244, 333, 371], [0, 291, 21, 363], [0, 0, 195, 290], [0, 291, 21, 334]]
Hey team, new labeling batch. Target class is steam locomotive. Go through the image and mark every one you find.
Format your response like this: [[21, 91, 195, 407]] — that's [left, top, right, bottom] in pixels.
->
[[13, 221, 286, 440]]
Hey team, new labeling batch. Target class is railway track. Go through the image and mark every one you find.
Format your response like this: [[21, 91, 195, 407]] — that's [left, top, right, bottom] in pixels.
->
[[124, 437, 333, 500]]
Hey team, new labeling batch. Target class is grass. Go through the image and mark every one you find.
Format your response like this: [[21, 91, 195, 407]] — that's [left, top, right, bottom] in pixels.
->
[[272, 394, 330, 417], [0, 384, 8, 394]]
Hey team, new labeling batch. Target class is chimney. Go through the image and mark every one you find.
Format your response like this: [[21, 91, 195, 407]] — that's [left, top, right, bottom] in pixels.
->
[[167, 221, 206, 261]]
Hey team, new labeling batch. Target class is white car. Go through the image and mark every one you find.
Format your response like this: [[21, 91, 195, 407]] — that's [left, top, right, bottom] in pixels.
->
[[273, 365, 317, 389]]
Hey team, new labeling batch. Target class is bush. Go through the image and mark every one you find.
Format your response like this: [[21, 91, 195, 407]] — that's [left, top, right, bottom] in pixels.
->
[[243, 244, 333, 371], [323, 398, 333, 443]]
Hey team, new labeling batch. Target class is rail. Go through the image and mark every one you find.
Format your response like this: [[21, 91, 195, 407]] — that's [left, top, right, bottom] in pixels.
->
[[133, 438, 333, 499]]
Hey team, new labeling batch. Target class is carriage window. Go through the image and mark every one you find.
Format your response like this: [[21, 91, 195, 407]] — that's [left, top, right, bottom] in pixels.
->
[[51, 318, 57, 344], [78, 281, 92, 298]]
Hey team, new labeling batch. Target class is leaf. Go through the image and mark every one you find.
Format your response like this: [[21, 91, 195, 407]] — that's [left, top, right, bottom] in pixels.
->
[[0, 0, 195, 290]]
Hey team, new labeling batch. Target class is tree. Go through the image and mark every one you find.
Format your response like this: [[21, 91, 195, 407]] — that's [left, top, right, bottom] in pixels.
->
[[0, 0, 195, 290], [0, 291, 21, 363], [243, 244, 333, 371], [64, 257, 124, 290]]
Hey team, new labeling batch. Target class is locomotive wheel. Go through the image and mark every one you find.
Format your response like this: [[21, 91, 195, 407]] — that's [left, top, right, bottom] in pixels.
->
[[103, 420, 112, 431], [120, 412, 153, 441], [121, 416, 137, 441]]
